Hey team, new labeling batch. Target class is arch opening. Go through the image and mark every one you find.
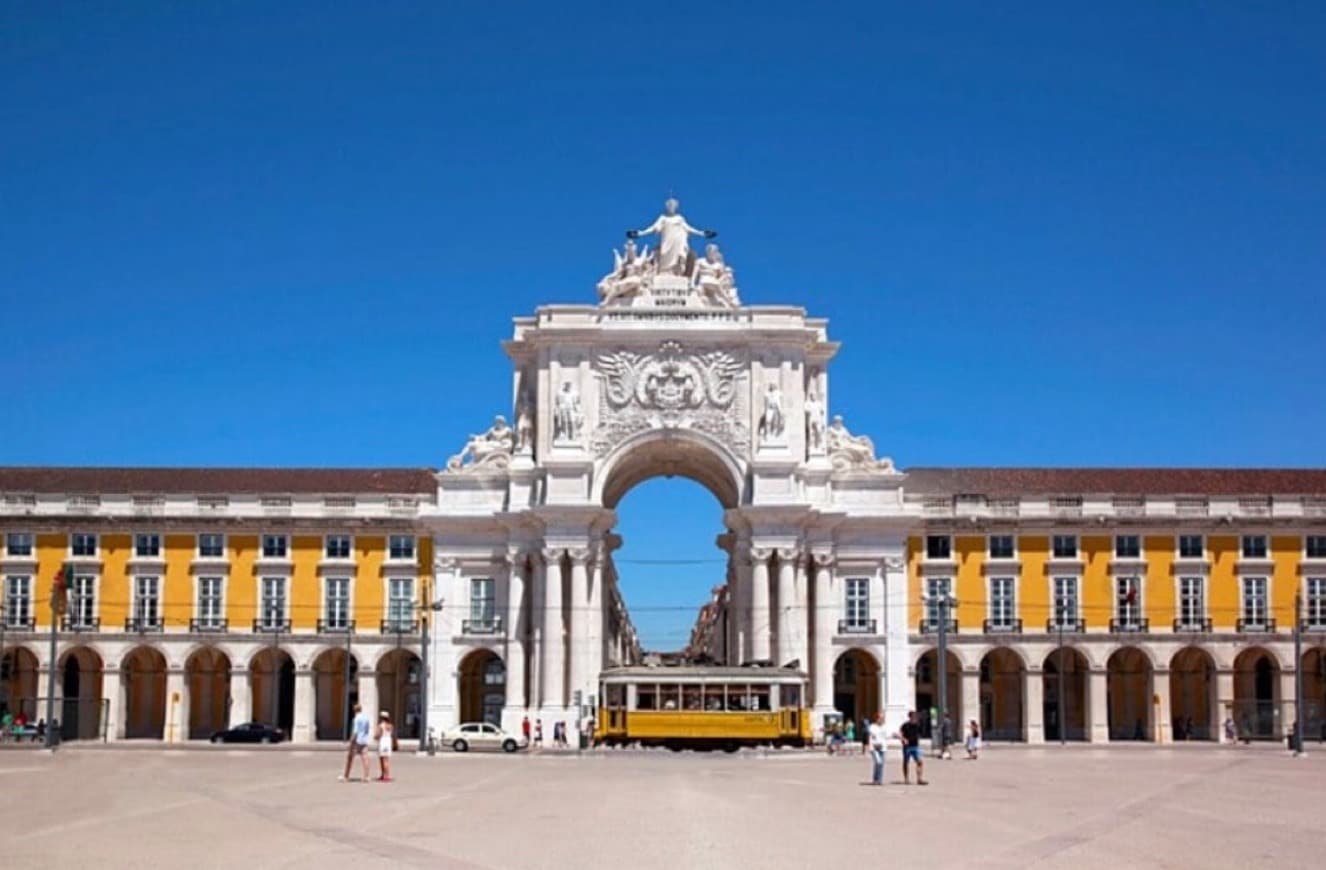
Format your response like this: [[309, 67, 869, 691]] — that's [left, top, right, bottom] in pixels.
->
[[1232, 647, 1280, 740], [58, 646, 105, 741], [377, 648, 422, 739], [597, 431, 743, 511], [250, 648, 295, 734], [914, 649, 961, 739], [1043, 648, 1088, 742], [832, 649, 879, 728], [122, 645, 168, 739], [0, 647, 40, 722], [980, 648, 1026, 742], [313, 649, 359, 740], [186, 647, 231, 739], [1170, 646, 1216, 741], [1303, 647, 1326, 743], [1106, 647, 1152, 741], [459, 649, 506, 726]]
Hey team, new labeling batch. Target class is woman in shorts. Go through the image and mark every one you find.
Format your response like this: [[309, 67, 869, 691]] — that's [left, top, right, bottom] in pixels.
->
[[376, 711, 394, 782]]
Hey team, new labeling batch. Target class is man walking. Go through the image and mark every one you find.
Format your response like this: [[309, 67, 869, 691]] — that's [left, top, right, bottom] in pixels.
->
[[897, 710, 928, 786], [867, 712, 887, 786], [340, 703, 372, 782]]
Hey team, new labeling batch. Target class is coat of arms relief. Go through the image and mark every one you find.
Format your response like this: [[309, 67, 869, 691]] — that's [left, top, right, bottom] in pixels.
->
[[590, 340, 749, 457]]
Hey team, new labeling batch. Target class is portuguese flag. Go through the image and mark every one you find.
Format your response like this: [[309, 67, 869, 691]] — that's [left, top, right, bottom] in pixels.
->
[[52, 564, 72, 615]]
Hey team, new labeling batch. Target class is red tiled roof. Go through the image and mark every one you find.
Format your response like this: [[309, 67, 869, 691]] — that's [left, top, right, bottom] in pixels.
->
[[0, 467, 437, 495], [902, 467, 1326, 496]]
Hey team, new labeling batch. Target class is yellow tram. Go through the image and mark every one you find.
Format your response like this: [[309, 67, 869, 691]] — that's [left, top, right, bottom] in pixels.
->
[[594, 665, 812, 751]]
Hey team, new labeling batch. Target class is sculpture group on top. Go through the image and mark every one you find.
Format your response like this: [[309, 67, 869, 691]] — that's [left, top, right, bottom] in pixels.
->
[[597, 198, 740, 309]]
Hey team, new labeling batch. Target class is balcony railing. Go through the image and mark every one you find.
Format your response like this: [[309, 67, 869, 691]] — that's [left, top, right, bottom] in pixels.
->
[[1236, 617, 1277, 633], [1172, 617, 1212, 633], [190, 618, 228, 633], [837, 619, 878, 635], [317, 619, 356, 634], [2, 615, 36, 631], [124, 616, 163, 633], [918, 618, 958, 634], [252, 618, 292, 633], [1109, 617, 1150, 634], [983, 618, 1023, 634], [61, 616, 100, 632], [1045, 617, 1085, 633], [1302, 619, 1326, 633], [462, 616, 504, 635], [381, 618, 420, 634]]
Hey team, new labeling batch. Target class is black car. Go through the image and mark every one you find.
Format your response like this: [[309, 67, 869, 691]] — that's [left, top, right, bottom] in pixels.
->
[[209, 722, 285, 744]]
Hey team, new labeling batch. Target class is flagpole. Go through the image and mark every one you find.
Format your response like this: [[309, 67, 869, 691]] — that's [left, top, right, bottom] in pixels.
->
[[44, 564, 67, 749]]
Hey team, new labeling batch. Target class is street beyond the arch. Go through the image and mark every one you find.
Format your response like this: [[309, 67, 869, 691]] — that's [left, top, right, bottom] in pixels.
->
[[2, 745, 1321, 869]]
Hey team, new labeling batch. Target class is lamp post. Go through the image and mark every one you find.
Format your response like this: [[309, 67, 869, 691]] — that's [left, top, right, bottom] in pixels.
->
[[1056, 602, 1067, 746], [418, 589, 444, 754], [45, 564, 70, 749], [1294, 591, 1305, 756], [935, 590, 957, 756]]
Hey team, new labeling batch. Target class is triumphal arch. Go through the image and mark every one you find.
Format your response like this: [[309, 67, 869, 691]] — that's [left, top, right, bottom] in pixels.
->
[[424, 199, 912, 732]]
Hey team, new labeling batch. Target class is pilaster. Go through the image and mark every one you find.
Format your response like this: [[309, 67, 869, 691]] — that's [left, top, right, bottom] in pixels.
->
[[749, 548, 772, 662], [228, 668, 250, 727], [810, 551, 836, 720], [165, 668, 187, 743], [292, 667, 315, 743], [504, 548, 528, 716], [1025, 668, 1045, 743], [1088, 668, 1109, 743], [540, 547, 567, 716], [1153, 668, 1171, 744]]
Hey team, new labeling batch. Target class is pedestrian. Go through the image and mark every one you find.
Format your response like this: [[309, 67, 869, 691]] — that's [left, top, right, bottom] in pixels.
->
[[940, 713, 954, 759], [844, 718, 855, 747], [867, 712, 887, 786], [965, 720, 981, 760], [376, 711, 394, 782], [1223, 715, 1236, 744], [860, 717, 870, 755], [896, 710, 928, 785], [522, 715, 531, 745], [339, 703, 372, 782], [534, 718, 543, 748]]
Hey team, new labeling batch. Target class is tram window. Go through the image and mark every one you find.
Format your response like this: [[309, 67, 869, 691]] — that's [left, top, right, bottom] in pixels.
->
[[750, 685, 771, 711], [727, 686, 747, 711], [607, 684, 625, 708], [637, 685, 657, 710], [703, 685, 724, 711], [683, 685, 702, 711], [661, 685, 680, 710], [781, 685, 802, 709]]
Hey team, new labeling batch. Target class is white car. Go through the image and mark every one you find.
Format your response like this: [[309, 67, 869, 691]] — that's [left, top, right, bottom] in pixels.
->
[[442, 722, 527, 753]]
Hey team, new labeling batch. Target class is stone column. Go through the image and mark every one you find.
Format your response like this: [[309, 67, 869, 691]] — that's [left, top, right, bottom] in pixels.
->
[[962, 668, 981, 737], [1025, 668, 1044, 743], [1280, 670, 1297, 738], [1153, 668, 1171, 744], [504, 549, 528, 717], [811, 552, 836, 720], [1216, 669, 1234, 742], [228, 668, 250, 727], [586, 546, 604, 695], [540, 547, 566, 716], [567, 548, 591, 708], [166, 668, 188, 743], [292, 667, 315, 743], [776, 548, 798, 667], [749, 548, 772, 662], [882, 558, 911, 723], [1088, 668, 1109, 743], [529, 554, 545, 710], [102, 668, 122, 742], [735, 544, 752, 663]]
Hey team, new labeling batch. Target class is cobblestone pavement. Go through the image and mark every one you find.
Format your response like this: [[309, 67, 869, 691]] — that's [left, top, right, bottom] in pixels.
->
[[1, 744, 1321, 869]]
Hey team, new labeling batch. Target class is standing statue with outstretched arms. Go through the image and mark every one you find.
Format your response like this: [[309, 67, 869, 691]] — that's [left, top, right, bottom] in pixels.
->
[[627, 197, 716, 277]]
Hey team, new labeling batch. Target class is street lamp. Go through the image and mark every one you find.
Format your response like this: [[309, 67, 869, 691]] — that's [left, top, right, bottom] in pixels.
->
[[1056, 601, 1067, 746], [935, 590, 958, 756], [418, 592, 444, 753]]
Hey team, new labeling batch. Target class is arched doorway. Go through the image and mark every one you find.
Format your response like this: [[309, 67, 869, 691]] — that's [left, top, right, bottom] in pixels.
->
[[122, 646, 168, 739], [1233, 647, 1280, 740], [313, 648, 358, 740], [1106, 647, 1152, 741], [1169, 646, 1216, 741], [59, 646, 105, 740], [0, 647, 40, 720], [1303, 648, 1326, 742], [377, 648, 422, 739], [979, 648, 1025, 741], [458, 649, 506, 725], [832, 649, 879, 727], [1043, 648, 1087, 741], [914, 649, 961, 738], [186, 647, 230, 739], [250, 648, 295, 733]]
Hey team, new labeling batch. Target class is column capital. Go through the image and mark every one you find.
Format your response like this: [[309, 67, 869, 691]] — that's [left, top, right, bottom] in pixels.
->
[[540, 546, 565, 564], [775, 546, 802, 563], [749, 546, 774, 563], [434, 555, 460, 574], [811, 550, 835, 568], [504, 547, 528, 569], [568, 548, 592, 566]]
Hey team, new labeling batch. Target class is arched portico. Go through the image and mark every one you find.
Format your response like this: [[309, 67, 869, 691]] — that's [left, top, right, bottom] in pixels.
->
[[59, 646, 105, 741], [1303, 647, 1326, 742], [980, 648, 1026, 741], [458, 649, 506, 725], [914, 649, 961, 737], [1233, 647, 1280, 740], [1106, 647, 1152, 741], [122, 645, 168, 739], [1170, 646, 1216, 741], [186, 647, 230, 739], [832, 648, 880, 728], [313, 648, 358, 740], [594, 428, 745, 511], [1, 646, 40, 720], [250, 648, 295, 734], [1043, 648, 1088, 742], [377, 648, 421, 738]]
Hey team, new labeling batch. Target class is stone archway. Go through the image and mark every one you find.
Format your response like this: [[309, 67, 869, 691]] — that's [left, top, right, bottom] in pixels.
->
[[1, 647, 40, 721], [250, 648, 295, 733], [1170, 646, 1216, 741], [979, 648, 1025, 741], [122, 646, 168, 739], [458, 649, 506, 725], [1303, 647, 1326, 742], [1106, 647, 1152, 741], [914, 649, 961, 738], [377, 648, 422, 739], [59, 646, 104, 740], [1233, 647, 1280, 740], [186, 647, 230, 739], [1043, 648, 1088, 742], [832, 648, 880, 728], [313, 648, 358, 740]]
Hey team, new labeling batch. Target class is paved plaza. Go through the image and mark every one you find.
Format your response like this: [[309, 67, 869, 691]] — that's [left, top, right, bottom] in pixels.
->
[[1, 745, 1322, 869]]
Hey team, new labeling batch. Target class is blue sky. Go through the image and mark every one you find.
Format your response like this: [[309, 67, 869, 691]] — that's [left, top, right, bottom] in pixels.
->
[[4, 3, 1324, 647]]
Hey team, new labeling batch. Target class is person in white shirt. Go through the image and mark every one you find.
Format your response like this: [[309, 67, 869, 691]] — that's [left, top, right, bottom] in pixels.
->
[[867, 712, 888, 786], [339, 703, 372, 783]]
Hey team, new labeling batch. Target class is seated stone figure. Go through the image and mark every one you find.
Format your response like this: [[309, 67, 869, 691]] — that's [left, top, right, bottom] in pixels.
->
[[825, 415, 894, 471], [447, 415, 516, 470], [691, 243, 739, 307]]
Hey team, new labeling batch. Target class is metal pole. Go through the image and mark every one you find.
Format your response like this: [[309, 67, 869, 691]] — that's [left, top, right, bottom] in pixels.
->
[[1058, 605, 1067, 746], [342, 628, 352, 741], [269, 623, 279, 729], [1295, 591, 1304, 756], [44, 576, 60, 749], [936, 595, 948, 756], [419, 605, 429, 751]]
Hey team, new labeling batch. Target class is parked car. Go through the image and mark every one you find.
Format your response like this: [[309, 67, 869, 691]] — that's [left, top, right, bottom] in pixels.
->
[[210, 722, 286, 744], [441, 722, 525, 753]]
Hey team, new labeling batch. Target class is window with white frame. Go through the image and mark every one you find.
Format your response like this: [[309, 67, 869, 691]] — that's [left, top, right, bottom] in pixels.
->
[[1178, 576, 1205, 629], [1052, 535, 1077, 559], [261, 535, 288, 559], [387, 577, 415, 629], [5, 532, 33, 557], [1307, 536, 1326, 559], [1241, 535, 1267, 559], [1115, 575, 1142, 628], [133, 576, 160, 628], [470, 578, 496, 625], [259, 577, 287, 630], [69, 575, 96, 628], [924, 576, 951, 628], [324, 577, 351, 630], [4, 576, 32, 627], [325, 535, 352, 560], [1179, 535, 1204, 559], [844, 577, 869, 630], [1306, 578, 1326, 629], [1241, 577, 1268, 628], [925, 535, 951, 559], [198, 533, 225, 558], [989, 577, 1016, 629], [1052, 576, 1079, 628], [388, 535, 415, 561], [988, 535, 1015, 559], [1114, 535, 1140, 558], [196, 576, 224, 629], [71, 533, 97, 557], [134, 534, 160, 558]]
